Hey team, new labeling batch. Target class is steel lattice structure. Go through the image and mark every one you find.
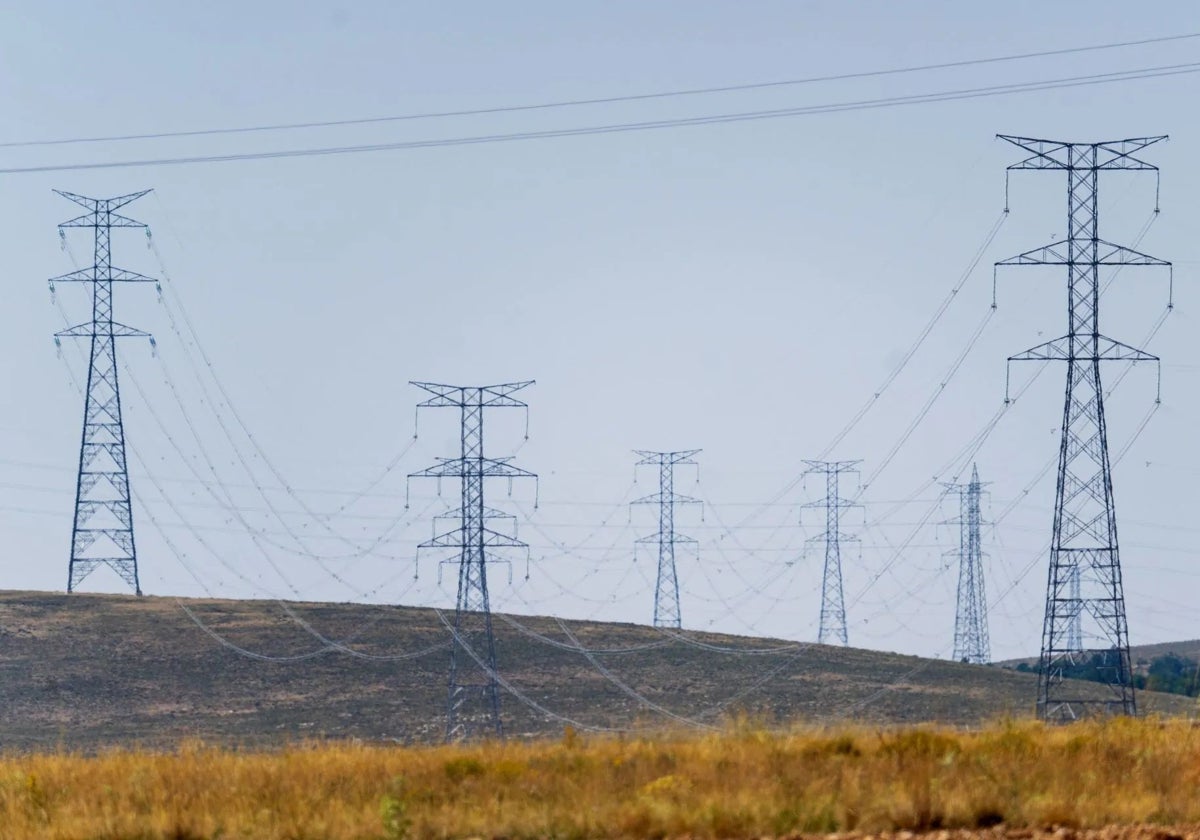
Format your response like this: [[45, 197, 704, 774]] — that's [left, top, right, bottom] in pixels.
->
[[52, 190, 157, 595], [407, 381, 536, 741], [996, 135, 1170, 720], [803, 460, 861, 646], [631, 450, 701, 629], [944, 464, 990, 664]]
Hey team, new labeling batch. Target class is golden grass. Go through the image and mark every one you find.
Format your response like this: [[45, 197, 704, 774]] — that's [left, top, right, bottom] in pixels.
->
[[3, 717, 1200, 839]]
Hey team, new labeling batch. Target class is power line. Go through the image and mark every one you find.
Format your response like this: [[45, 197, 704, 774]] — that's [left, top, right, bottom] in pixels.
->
[[820, 211, 1008, 463], [809, 251, 1156, 626], [4, 32, 1195, 150], [3, 62, 1198, 175], [721, 208, 1010, 539]]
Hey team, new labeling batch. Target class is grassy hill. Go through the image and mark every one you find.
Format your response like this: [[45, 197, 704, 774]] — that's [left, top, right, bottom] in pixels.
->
[[0, 590, 1192, 751]]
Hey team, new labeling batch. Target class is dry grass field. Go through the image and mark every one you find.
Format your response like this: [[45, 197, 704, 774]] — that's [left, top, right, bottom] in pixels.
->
[[3, 717, 1200, 839]]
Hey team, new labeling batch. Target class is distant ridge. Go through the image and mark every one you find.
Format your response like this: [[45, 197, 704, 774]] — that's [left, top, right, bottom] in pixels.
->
[[998, 640, 1200, 671]]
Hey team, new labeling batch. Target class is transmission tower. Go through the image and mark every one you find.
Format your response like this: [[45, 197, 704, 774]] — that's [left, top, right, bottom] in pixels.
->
[[802, 460, 861, 646], [996, 135, 1170, 720], [51, 190, 158, 596], [943, 464, 990, 664], [630, 450, 701, 629], [407, 381, 536, 741]]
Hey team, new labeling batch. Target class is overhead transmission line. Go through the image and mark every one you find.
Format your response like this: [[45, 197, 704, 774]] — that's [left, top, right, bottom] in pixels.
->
[[854, 304, 1169, 641], [845, 391, 1167, 711], [3, 32, 1195, 149], [835, 391, 1166, 714], [3, 63, 1199, 175], [717, 198, 1163, 618], [847, 294, 1173, 656], [53, 262, 451, 663], [61, 230, 403, 593], [146, 235, 421, 562], [56, 314, 438, 656], [820, 211, 1008, 465], [694, 209, 1009, 583], [719, 209, 1008, 539]]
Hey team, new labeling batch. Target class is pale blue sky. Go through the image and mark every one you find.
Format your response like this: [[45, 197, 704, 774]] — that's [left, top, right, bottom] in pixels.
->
[[1, 1, 1198, 662]]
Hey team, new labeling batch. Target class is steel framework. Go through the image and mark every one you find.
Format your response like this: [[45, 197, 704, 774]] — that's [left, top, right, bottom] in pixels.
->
[[803, 460, 861, 646], [996, 135, 1170, 720], [52, 190, 157, 595], [631, 450, 701, 629], [944, 464, 990, 664], [407, 381, 536, 741]]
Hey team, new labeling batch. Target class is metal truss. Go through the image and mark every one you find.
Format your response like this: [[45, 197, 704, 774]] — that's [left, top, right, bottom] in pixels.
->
[[630, 450, 701, 629], [802, 460, 861, 647], [407, 381, 536, 741], [943, 464, 990, 665], [996, 135, 1171, 720], [51, 190, 157, 595]]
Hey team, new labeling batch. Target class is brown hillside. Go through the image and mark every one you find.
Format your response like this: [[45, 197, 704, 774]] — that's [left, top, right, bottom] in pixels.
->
[[0, 590, 1191, 750]]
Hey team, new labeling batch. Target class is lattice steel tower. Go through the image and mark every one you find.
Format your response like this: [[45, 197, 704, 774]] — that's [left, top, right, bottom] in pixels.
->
[[407, 382, 536, 741], [944, 464, 990, 664], [803, 460, 861, 646], [996, 135, 1170, 720], [631, 450, 701, 629], [52, 190, 157, 595]]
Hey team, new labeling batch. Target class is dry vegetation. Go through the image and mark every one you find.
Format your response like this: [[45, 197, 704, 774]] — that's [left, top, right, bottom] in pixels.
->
[[3, 717, 1200, 839]]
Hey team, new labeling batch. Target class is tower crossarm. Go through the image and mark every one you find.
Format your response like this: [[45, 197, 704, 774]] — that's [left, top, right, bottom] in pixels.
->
[[56, 321, 152, 339], [55, 188, 153, 214], [420, 527, 530, 550], [409, 457, 537, 480], [801, 458, 861, 472], [51, 266, 158, 284], [1010, 335, 1159, 363], [805, 531, 859, 542], [1006, 335, 1161, 404], [433, 505, 517, 523], [634, 449, 700, 466], [630, 491, 701, 507], [636, 533, 697, 545], [996, 239, 1169, 267], [411, 380, 533, 408], [998, 135, 1167, 170], [800, 496, 859, 511]]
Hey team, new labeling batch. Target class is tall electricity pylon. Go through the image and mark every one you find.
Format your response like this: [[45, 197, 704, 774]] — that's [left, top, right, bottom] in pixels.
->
[[944, 464, 990, 664], [407, 381, 537, 741], [631, 450, 701, 629], [51, 190, 157, 596], [996, 135, 1170, 720], [803, 460, 861, 646]]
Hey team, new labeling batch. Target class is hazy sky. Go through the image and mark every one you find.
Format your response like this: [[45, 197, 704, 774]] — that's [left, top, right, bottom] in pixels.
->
[[1, 1, 1198, 665]]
